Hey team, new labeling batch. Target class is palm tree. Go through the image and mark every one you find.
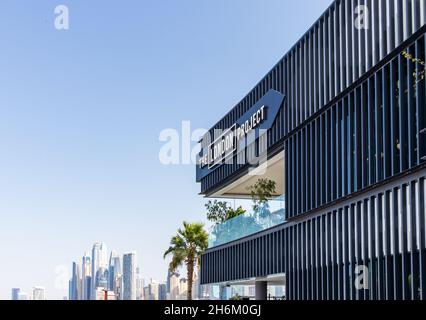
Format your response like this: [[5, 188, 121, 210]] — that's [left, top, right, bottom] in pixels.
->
[[163, 222, 208, 300]]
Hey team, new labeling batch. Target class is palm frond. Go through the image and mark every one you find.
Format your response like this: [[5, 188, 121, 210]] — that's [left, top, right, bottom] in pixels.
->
[[163, 222, 209, 288]]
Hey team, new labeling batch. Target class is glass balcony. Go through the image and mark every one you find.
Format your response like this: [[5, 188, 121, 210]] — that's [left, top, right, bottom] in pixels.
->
[[208, 196, 285, 248]]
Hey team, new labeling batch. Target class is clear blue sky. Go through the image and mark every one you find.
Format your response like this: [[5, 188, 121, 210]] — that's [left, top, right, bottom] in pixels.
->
[[0, 0, 332, 299]]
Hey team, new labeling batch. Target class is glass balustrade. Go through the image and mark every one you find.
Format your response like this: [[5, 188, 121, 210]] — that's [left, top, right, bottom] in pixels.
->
[[208, 196, 285, 248]]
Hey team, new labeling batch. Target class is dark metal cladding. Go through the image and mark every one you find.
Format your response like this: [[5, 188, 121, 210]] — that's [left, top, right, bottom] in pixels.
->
[[199, 0, 426, 300], [199, 0, 426, 196], [201, 171, 426, 300]]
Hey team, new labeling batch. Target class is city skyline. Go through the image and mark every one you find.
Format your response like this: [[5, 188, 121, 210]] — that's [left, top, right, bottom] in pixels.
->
[[8, 238, 286, 301], [64, 241, 204, 300]]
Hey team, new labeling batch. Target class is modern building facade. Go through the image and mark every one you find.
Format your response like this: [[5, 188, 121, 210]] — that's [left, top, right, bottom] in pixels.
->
[[108, 250, 121, 292], [81, 253, 91, 300], [122, 251, 137, 300], [168, 272, 180, 300], [146, 280, 160, 300], [91, 242, 108, 299], [136, 267, 144, 300], [69, 262, 81, 300], [178, 278, 188, 300], [16, 292, 29, 300], [197, 0, 426, 300], [11, 288, 21, 301], [159, 283, 167, 300], [94, 267, 108, 292], [32, 286, 46, 300]]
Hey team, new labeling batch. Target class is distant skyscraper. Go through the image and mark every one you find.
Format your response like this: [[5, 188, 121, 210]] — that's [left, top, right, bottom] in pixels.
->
[[158, 283, 167, 300], [113, 274, 123, 300], [32, 287, 45, 300], [143, 286, 150, 300], [179, 278, 188, 300], [169, 272, 180, 300], [69, 262, 81, 300], [135, 267, 144, 300], [122, 251, 136, 300], [94, 267, 108, 291], [166, 271, 172, 294], [82, 276, 92, 301], [148, 279, 159, 300], [192, 264, 201, 300], [81, 253, 91, 300], [17, 292, 29, 300], [11, 288, 21, 300], [91, 242, 108, 299], [108, 250, 121, 291]]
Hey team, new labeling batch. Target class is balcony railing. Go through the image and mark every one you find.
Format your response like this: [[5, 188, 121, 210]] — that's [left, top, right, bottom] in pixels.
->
[[208, 196, 285, 248]]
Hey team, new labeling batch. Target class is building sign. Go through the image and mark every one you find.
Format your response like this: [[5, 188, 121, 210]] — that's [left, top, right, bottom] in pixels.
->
[[199, 105, 267, 169], [196, 90, 285, 182]]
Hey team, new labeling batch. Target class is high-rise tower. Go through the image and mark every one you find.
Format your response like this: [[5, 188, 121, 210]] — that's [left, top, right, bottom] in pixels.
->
[[91, 242, 108, 299], [122, 251, 136, 300], [81, 253, 91, 300]]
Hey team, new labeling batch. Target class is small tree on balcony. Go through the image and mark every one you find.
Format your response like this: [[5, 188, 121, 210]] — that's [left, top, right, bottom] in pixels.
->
[[205, 200, 248, 242], [205, 200, 245, 224], [248, 178, 277, 218]]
